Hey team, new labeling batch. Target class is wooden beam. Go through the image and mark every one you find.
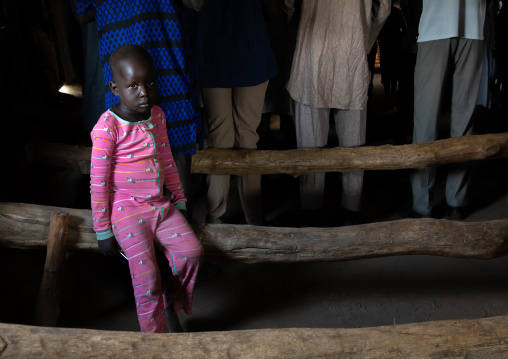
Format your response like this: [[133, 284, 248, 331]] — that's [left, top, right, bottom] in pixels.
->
[[34, 211, 69, 327], [25, 133, 508, 176], [1, 203, 507, 263], [1, 315, 508, 358], [192, 133, 508, 175], [25, 141, 91, 174]]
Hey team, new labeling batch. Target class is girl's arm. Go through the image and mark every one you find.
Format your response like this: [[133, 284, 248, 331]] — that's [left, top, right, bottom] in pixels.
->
[[157, 109, 187, 211], [90, 114, 115, 240]]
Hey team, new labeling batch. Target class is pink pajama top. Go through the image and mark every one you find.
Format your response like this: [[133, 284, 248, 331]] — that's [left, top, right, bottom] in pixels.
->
[[90, 105, 186, 240]]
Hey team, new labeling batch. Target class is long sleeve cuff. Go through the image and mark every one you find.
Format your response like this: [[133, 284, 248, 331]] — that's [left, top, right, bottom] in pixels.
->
[[96, 228, 114, 241], [175, 202, 187, 211]]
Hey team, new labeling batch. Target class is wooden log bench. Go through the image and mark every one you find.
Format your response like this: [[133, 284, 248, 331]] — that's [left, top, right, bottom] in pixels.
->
[[2, 203, 508, 357], [1, 315, 508, 358], [1, 202, 508, 263], [25, 132, 508, 176], [12, 134, 508, 357]]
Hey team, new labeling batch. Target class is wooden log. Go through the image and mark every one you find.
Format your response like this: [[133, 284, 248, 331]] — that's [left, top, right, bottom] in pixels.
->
[[1, 203, 508, 263], [34, 211, 69, 327], [1, 315, 508, 358], [25, 133, 508, 176], [25, 141, 92, 174], [193, 133, 508, 175], [0, 203, 94, 251]]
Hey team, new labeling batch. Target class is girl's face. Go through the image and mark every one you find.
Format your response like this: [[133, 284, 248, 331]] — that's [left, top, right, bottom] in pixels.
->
[[109, 56, 158, 122]]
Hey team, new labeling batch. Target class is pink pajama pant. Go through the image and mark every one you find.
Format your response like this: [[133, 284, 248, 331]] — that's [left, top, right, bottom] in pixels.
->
[[110, 195, 203, 333]]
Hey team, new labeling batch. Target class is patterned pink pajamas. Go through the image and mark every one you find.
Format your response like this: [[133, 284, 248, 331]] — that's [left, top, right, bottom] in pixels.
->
[[90, 106, 203, 333], [112, 195, 202, 332]]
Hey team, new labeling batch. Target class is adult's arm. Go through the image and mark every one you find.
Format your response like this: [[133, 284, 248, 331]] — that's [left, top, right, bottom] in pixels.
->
[[283, 0, 297, 22], [367, 0, 391, 51], [90, 115, 114, 241], [400, 0, 422, 36], [181, 0, 208, 12], [69, 0, 96, 25], [158, 109, 187, 211]]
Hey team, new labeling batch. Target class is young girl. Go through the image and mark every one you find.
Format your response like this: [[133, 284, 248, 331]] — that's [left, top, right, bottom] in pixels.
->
[[90, 44, 203, 333]]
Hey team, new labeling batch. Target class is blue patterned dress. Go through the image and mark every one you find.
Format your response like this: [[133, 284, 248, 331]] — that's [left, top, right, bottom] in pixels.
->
[[71, 0, 202, 154]]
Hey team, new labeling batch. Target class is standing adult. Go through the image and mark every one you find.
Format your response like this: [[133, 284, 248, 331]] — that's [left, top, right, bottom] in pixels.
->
[[395, 0, 422, 145], [285, 0, 390, 225], [476, 0, 500, 109], [378, 2, 404, 95], [495, 1, 508, 111], [70, 0, 203, 218], [187, 0, 278, 225], [409, 0, 486, 220]]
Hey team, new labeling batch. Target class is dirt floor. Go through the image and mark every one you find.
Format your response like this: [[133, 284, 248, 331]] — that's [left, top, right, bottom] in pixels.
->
[[1, 74, 508, 333]]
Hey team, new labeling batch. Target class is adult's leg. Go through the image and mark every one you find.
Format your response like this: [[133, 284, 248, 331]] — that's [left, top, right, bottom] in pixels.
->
[[232, 81, 269, 225], [446, 38, 483, 208], [293, 101, 330, 210], [334, 103, 367, 212], [410, 39, 451, 216], [201, 88, 234, 223], [395, 51, 417, 144]]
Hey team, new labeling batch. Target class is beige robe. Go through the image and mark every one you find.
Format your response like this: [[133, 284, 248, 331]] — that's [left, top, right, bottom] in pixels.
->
[[285, 0, 391, 110]]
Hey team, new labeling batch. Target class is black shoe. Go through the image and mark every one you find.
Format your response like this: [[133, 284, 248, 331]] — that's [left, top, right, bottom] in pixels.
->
[[446, 206, 466, 221], [296, 208, 326, 227], [205, 215, 222, 224], [399, 208, 431, 219], [343, 210, 363, 226]]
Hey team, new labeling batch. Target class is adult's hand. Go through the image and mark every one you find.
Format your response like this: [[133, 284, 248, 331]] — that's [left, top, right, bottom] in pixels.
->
[[182, 0, 207, 11]]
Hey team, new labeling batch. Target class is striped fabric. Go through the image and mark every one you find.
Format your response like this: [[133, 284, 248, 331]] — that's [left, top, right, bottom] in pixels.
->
[[90, 105, 203, 332], [90, 105, 185, 238]]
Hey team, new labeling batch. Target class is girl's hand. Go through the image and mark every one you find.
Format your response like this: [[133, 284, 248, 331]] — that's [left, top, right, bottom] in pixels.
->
[[180, 209, 189, 221], [98, 236, 121, 257]]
